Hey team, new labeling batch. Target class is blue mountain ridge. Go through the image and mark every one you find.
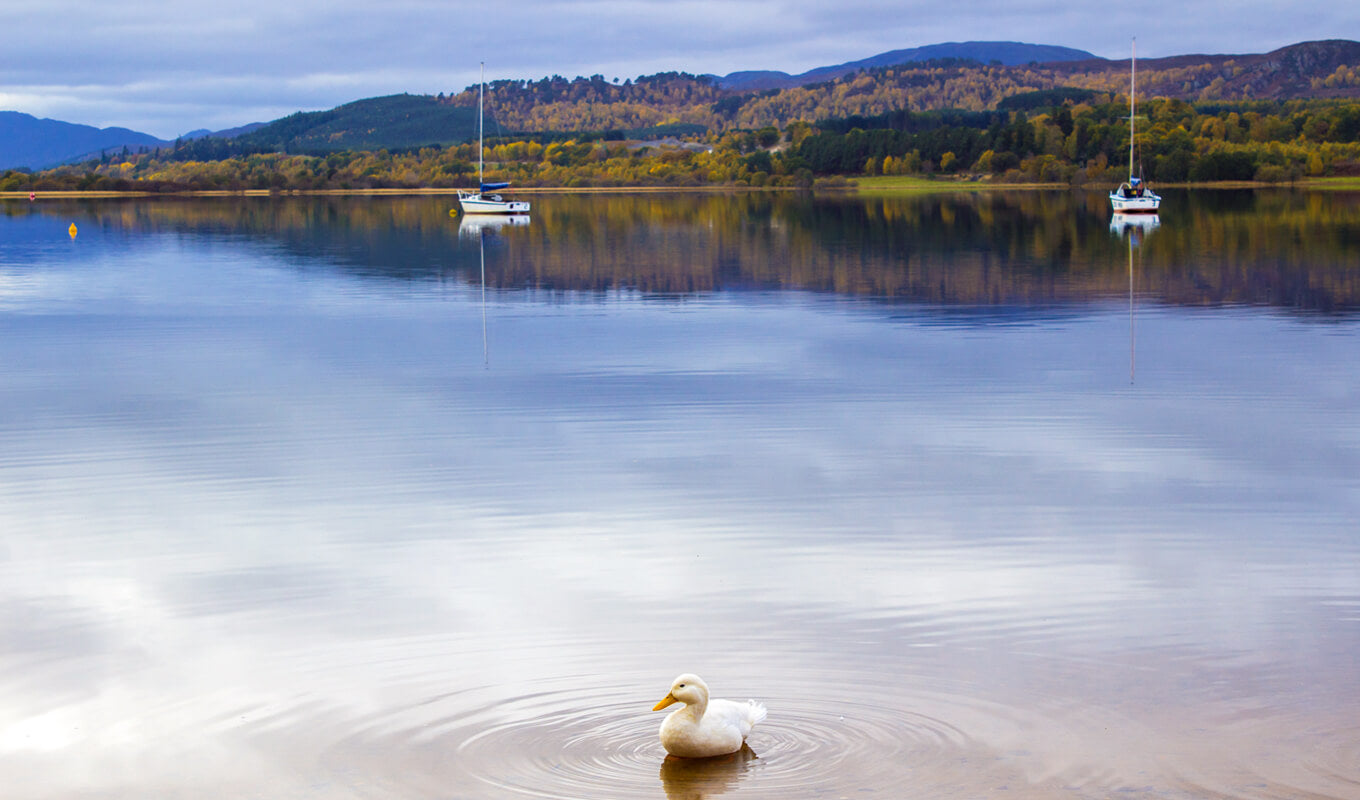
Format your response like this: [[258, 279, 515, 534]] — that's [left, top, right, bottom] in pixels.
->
[[714, 41, 1098, 91], [0, 111, 168, 170], [0, 113, 265, 171]]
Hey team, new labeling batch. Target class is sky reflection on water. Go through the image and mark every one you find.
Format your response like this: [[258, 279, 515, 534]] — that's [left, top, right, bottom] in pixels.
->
[[1, 193, 1358, 799]]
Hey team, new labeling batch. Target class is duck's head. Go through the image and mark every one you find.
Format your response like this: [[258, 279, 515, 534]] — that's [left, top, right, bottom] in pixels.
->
[[653, 673, 708, 711]]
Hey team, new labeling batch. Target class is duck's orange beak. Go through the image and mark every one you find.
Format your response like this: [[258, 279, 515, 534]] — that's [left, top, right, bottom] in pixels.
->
[[652, 693, 678, 711]]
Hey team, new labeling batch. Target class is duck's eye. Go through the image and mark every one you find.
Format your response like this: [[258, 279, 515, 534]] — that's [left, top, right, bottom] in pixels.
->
[[678, 684, 686, 688]]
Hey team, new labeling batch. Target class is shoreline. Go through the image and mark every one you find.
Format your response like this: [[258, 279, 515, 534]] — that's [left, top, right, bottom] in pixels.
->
[[851, 175, 1360, 191], [3, 177, 1357, 201], [0, 185, 764, 200]]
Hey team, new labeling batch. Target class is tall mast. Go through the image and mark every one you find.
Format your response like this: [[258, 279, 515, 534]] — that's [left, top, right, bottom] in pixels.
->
[[1129, 38, 1136, 181], [478, 62, 485, 187]]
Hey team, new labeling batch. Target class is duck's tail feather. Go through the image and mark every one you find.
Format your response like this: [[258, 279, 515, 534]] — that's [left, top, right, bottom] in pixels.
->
[[746, 699, 768, 727]]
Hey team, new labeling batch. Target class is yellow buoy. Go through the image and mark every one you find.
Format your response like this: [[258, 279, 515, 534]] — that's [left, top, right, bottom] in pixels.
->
[[68, 223, 77, 238]]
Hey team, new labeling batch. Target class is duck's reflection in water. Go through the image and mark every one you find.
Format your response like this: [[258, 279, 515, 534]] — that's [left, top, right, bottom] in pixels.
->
[[658, 745, 758, 800]]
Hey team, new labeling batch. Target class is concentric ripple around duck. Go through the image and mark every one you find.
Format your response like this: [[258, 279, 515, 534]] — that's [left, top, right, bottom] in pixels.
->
[[338, 669, 1080, 800]]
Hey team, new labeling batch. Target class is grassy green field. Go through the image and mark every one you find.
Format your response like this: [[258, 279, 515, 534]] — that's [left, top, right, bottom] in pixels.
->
[[1297, 176, 1360, 189]]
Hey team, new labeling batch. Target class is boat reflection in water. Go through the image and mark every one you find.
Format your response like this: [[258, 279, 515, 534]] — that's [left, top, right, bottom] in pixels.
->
[[1109, 212, 1160, 236], [1110, 212, 1158, 384], [658, 746, 758, 800], [456, 212, 528, 366], [458, 213, 530, 239]]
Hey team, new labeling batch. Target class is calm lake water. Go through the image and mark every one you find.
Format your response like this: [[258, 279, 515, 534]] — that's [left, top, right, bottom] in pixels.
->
[[2, 190, 1358, 800]]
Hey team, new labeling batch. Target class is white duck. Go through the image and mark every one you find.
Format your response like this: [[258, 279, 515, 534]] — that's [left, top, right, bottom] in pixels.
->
[[652, 673, 767, 758]]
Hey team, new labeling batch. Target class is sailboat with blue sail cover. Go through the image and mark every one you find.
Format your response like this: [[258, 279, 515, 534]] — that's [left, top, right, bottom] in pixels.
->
[[457, 63, 530, 215], [1109, 39, 1160, 214]]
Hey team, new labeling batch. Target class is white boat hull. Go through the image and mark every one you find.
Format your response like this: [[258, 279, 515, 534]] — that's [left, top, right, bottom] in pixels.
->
[[458, 192, 530, 215], [1109, 192, 1160, 214]]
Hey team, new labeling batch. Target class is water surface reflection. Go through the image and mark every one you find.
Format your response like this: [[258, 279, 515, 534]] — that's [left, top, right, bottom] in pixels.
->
[[8, 188, 1360, 312], [0, 191, 1358, 800]]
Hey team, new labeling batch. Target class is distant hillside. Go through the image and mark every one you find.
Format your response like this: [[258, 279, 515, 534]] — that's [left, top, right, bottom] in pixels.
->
[[181, 122, 266, 140], [221, 94, 477, 154], [1049, 39, 1360, 101], [10, 39, 1359, 170], [717, 41, 1099, 91], [461, 40, 1360, 135], [446, 73, 726, 139], [2, 97, 471, 170], [0, 112, 271, 170], [0, 111, 167, 169]]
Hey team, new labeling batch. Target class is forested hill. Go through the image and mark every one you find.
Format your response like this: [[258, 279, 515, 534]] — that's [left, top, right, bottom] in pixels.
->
[[167, 78, 723, 161], [449, 40, 1360, 135], [1051, 39, 1360, 101], [171, 95, 480, 161], [18, 39, 1356, 168], [455, 73, 726, 135]]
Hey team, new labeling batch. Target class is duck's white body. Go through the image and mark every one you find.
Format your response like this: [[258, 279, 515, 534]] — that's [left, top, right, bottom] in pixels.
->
[[653, 674, 766, 758]]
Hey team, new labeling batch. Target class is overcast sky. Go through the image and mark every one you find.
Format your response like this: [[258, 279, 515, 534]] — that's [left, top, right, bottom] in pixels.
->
[[2, 0, 1355, 139]]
